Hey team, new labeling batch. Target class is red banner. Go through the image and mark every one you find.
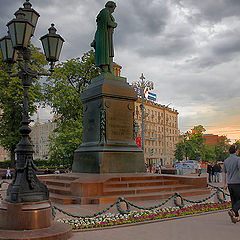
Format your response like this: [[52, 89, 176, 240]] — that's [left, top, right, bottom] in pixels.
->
[[136, 137, 142, 149]]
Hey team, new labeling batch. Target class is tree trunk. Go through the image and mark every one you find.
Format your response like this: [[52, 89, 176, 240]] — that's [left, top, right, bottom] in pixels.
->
[[10, 149, 15, 168]]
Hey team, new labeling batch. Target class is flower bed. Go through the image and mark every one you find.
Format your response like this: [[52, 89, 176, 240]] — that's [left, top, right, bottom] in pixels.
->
[[59, 201, 231, 230]]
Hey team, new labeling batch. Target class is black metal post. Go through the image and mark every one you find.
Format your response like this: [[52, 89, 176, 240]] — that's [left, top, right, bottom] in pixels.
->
[[6, 47, 49, 203]]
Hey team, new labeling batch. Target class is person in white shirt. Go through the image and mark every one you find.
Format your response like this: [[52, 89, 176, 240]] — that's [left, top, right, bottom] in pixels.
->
[[197, 162, 202, 176], [6, 167, 11, 179]]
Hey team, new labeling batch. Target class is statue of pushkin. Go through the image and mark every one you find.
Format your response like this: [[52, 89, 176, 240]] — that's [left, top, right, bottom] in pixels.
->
[[91, 1, 117, 74]]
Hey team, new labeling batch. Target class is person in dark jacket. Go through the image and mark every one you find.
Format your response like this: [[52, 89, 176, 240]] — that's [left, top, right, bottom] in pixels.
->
[[207, 163, 213, 183], [223, 145, 240, 223], [213, 162, 221, 183]]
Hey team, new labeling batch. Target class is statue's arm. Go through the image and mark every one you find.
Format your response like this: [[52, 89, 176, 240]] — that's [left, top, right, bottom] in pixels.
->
[[107, 14, 117, 28]]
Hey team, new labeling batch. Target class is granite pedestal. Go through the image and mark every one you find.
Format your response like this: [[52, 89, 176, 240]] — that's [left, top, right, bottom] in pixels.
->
[[73, 73, 145, 173]]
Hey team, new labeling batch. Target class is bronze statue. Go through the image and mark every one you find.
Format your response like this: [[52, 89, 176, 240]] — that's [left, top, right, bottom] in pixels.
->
[[91, 1, 117, 74]]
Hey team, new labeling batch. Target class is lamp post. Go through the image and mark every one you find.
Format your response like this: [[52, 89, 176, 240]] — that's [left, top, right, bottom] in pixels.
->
[[0, 2, 68, 237], [0, 0, 64, 203], [133, 73, 153, 159]]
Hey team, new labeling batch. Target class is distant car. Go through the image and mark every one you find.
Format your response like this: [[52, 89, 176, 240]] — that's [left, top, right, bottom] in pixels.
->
[[186, 160, 198, 169], [182, 162, 194, 169], [187, 160, 198, 164]]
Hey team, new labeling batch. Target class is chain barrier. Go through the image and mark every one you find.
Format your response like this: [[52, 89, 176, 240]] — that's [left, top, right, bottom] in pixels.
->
[[127, 194, 175, 211], [51, 186, 230, 219], [0, 180, 229, 219], [52, 199, 120, 219], [208, 183, 230, 197]]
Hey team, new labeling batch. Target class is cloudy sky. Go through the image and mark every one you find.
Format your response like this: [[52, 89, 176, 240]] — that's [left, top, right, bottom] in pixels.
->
[[1, 0, 240, 141]]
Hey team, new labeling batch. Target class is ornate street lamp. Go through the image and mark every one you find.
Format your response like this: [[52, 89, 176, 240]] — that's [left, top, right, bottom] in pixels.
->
[[0, 31, 17, 64], [0, 1, 71, 238], [132, 73, 154, 156], [7, 8, 34, 50], [22, 0, 40, 35], [0, 1, 64, 204], [40, 23, 65, 72]]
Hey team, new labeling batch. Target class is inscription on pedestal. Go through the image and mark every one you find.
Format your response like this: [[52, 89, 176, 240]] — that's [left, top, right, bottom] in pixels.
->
[[106, 101, 133, 142]]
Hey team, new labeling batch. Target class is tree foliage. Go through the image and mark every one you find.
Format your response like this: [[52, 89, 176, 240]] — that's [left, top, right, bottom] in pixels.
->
[[0, 45, 47, 166], [44, 50, 100, 166], [174, 125, 230, 162], [174, 141, 185, 161]]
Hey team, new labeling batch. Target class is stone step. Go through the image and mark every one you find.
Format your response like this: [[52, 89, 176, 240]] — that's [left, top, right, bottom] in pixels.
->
[[104, 179, 179, 188], [94, 188, 211, 204], [49, 187, 210, 205], [43, 175, 79, 181], [103, 184, 199, 196], [105, 175, 164, 182], [40, 179, 71, 188], [47, 185, 72, 195], [49, 193, 81, 205]]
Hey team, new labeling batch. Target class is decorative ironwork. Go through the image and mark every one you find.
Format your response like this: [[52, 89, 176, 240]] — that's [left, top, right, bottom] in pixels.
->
[[4, 47, 50, 203], [100, 109, 106, 143], [133, 112, 138, 140]]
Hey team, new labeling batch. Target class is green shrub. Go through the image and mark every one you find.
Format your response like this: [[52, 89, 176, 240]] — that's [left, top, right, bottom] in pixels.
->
[[0, 160, 11, 169]]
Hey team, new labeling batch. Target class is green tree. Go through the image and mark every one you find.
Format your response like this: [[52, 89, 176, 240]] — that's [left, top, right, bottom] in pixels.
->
[[187, 125, 206, 160], [0, 45, 47, 167], [44, 50, 100, 166], [174, 134, 196, 161], [214, 136, 230, 162], [174, 141, 185, 161], [200, 144, 216, 162]]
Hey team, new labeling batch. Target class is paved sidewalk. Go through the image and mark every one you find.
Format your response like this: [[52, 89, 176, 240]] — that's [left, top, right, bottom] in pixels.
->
[[53, 177, 236, 240], [69, 210, 239, 240], [2, 173, 235, 240]]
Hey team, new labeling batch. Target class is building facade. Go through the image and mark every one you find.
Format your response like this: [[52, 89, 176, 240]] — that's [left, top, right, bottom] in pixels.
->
[[135, 99, 179, 166], [203, 134, 225, 146], [30, 116, 57, 160], [0, 146, 8, 162], [0, 109, 9, 161], [112, 64, 180, 166]]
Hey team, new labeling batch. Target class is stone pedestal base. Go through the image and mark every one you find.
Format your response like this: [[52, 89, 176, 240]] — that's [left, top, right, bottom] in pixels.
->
[[0, 200, 52, 230], [0, 222, 72, 240], [73, 73, 145, 174], [73, 145, 145, 173], [0, 200, 72, 239]]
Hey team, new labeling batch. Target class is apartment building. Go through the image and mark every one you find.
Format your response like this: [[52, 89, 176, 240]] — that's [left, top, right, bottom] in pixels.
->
[[0, 146, 8, 162], [135, 99, 179, 166], [30, 115, 57, 160], [203, 134, 226, 146], [0, 109, 9, 161], [112, 64, 180, 166]]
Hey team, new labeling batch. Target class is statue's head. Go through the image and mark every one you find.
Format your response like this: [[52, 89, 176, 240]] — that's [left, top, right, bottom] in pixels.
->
[[105, 1, 116, 13]]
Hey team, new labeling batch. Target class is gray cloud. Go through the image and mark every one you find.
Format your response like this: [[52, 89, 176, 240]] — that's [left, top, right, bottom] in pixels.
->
[[173, 0, 240, 23], [1, 0, 240, 137]]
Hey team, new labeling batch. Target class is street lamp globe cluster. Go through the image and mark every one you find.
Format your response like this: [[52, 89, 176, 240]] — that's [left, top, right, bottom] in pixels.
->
[[0, 0, 64, 203], [132, 73, 154, 154], [0, 0, 64, 73]]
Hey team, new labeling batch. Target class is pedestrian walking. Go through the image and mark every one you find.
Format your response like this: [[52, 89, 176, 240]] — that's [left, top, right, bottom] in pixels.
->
[[176, 161, 183, 175], [223, 144, 240, 223], [218, 163, 223, 182], [213, 162, 221, 183], [207, 162, 212, 182], [197, 162, 202, 176]]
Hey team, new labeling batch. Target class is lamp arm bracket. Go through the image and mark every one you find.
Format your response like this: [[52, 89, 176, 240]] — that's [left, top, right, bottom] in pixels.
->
[[37, 72, 52, 77], [9, 73, 19, 78], [17, 61, 38, 78]]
